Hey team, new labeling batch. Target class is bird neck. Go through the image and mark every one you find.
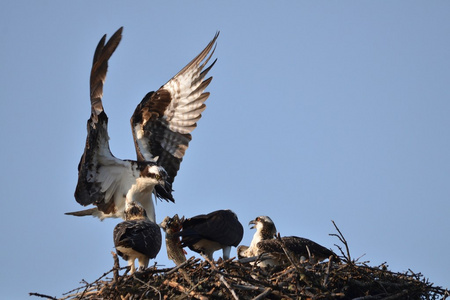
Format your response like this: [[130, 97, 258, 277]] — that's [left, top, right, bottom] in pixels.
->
[[249, 230, 264, 249], [126, 184, 156, 223]]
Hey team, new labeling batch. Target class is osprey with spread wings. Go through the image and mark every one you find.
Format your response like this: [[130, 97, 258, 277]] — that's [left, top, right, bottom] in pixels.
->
[[67, 27, 218, 222]]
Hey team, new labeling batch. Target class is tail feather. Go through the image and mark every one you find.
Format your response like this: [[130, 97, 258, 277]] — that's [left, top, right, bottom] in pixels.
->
[[65, 208, 99, 217]]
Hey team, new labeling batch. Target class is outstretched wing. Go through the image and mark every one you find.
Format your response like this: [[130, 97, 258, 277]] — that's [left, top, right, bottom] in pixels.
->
[[74, 27, 134, 217], [131, 32, 219, 192]]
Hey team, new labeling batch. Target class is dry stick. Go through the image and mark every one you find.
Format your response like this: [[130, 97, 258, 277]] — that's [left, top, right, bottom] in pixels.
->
[[188, 277, 210, 295], [111, 251, 120, 284], [28, 293, 58, 300], [175, 266, 195, 287], [165, 256, 196, 275], [132, 275, 161, 300], [162, 279, 208, 300], [231, 284, 267, 292], [202, 255, 239, 300], [79, 262, 125, 299], [165, 256, 196, 286], [251, 288, 273, 300], [322, 257, 333, 287], [219, 275, 239, 300], [232, 284, 283, 299], [329, 220, 351, 263]]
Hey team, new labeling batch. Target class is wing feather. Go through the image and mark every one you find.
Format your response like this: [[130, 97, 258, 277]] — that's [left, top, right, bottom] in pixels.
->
[[114, 220, 162, 258], [257, 236, 337, 261], [131, 32, 219, 186], [75, 27, 135, 217], [180, 210, 244, 247]]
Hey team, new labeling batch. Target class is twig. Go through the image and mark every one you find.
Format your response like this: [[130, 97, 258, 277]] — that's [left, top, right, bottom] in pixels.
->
[[162, 279, 208, 300], [323, 257, 332, 287], [251, 287, 272, 300], [329, 220, 351, 263], [231, 284, 266, 292], [219, 275, 239, 300], [111, 251, 120, 284], [132, 275, 161, 300], [164, 256, 197, 275], [28, 293, 58, 300]]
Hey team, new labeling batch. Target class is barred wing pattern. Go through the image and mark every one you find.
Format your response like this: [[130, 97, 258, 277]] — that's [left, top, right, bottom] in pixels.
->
[[131, 32, 219, 198]]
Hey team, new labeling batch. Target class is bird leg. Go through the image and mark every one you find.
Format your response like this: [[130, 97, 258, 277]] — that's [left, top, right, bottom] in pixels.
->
[[222, 246, 232, 260], [128, 259, 136, 274]]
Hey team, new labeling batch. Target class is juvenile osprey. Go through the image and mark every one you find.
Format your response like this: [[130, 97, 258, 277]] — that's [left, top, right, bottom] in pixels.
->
[[174, 210, 244, 261], [66, 27, 218, 222], [239, 216, 339, 266], [113, 201, 162, 274]]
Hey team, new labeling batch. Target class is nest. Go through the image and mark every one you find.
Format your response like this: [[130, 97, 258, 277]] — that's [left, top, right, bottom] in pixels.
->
[[31, 223, 449, 300]]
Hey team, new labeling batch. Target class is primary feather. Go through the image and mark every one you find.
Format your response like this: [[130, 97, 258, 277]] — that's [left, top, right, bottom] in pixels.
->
[[68, 28, 218, 222]]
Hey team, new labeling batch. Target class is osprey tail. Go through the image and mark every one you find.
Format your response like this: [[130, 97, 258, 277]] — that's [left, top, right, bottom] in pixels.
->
[[65, 208, 100, 217]]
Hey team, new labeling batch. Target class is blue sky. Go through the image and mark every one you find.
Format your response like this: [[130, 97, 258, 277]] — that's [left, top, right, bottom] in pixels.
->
[[1, 1, 449, 298]]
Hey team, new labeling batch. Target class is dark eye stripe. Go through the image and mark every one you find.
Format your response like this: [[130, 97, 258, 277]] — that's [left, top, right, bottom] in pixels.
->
[[147, 173, 162, 180]]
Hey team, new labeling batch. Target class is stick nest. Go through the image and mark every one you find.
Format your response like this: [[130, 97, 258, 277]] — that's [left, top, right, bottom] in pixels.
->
[[31, 222, 449, 300]]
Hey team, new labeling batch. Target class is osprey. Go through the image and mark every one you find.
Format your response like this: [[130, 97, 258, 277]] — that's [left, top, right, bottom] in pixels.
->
[[113, 201, 162, 274], [172, 210, 244, 261], [66, 27, 218, 222], [239, 216, 339, 266]]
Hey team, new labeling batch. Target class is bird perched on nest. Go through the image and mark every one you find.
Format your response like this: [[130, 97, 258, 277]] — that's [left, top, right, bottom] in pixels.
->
[[160, 214, 187, 266], [113, 201, 162, 274], [238, 216, 339, 266], [164, 210, 244, 261], [66, 27, 218, 222]]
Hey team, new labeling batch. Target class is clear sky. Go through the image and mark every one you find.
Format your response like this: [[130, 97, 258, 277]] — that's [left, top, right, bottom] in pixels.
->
[[1, 1, 449, 298]]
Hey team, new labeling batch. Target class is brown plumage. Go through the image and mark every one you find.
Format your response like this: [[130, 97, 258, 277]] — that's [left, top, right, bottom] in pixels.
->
[[176, 210, 244, 260], [67, 27, 218, 221], [239, 216, 339, 267], [113, 202, 162, 273]]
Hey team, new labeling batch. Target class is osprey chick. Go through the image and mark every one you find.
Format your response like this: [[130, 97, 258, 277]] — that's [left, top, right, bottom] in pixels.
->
[[113, 201, 162, 274], [239, 216, 339, 266]]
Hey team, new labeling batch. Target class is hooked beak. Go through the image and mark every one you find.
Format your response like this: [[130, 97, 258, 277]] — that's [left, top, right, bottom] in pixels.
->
[[248, 219, 256, 229]]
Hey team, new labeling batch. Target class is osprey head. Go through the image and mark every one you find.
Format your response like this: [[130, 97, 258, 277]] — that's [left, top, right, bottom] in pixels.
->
[[140, 164, 167, 186], [124, 201, 148, 221], [249, 216, 277, 239]]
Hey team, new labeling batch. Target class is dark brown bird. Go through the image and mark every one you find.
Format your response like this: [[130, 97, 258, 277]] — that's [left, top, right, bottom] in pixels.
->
[[113, 201, 162, 273], [176, 210, 244, 260]]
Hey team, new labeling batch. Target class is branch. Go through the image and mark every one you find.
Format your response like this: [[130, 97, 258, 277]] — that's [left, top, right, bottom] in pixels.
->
[[28, 293, 58, 300], [329, 220, 351, 263]]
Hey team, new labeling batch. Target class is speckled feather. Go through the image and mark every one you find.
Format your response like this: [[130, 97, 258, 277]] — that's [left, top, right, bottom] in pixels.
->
[[257, 236, 338, 261]]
